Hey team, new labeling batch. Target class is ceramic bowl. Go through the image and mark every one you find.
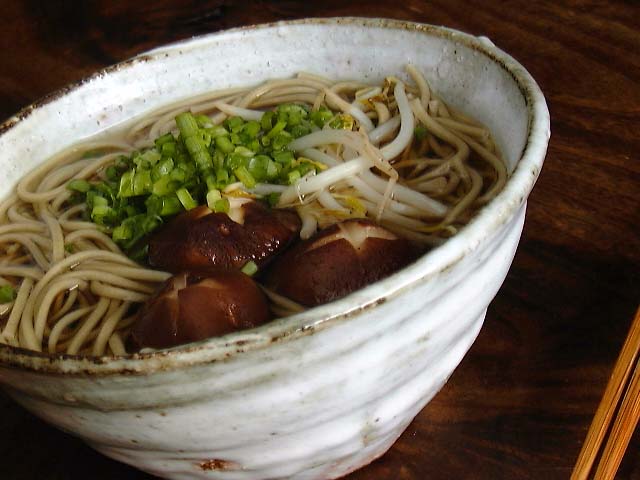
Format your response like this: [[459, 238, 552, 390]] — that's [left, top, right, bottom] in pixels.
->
[[0, 18, 549, 480]]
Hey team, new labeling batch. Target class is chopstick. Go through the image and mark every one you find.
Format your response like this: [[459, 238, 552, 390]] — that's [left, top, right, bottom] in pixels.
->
[[571, 306, 640, 480], [593, 359, 640, 479]]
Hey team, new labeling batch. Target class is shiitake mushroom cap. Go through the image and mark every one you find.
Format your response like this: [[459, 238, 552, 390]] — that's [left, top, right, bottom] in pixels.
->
[[132, 269, 270, 349], [266, 219, 420, 307], [148, 201, 300, 273]]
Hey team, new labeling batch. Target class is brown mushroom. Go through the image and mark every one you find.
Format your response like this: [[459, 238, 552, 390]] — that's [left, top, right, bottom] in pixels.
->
[[266, 219, 420, 307], [148, 200, 301, 273], [131, 269, 270, 349]]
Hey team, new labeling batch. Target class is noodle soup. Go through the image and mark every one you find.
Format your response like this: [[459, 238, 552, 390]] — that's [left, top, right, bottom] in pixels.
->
[[0, 66, 507, 355]]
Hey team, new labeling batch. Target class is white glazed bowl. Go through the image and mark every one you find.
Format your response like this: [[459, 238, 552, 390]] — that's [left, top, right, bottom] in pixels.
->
[[0, 18, 549, 480]]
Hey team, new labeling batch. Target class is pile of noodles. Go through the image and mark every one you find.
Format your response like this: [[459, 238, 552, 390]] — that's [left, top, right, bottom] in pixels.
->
[[0, 66, 507, 356]]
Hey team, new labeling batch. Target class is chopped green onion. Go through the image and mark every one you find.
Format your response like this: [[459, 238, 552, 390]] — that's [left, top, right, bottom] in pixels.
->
[[94, 181, 117, 203], [207, 125, 229, 138], [184, 135, 213, 172], [273, 151, 294, 165], [195, 114, 213, 128], [287, 170, 301, 185], [133, 169, 153, 196], [67, 179, 91, 193], [204, 175, 217, 191], [225, 116, 245, 133], [297, 161, 316, 177], [213, 197, 230, 213], [91, 195, 108, 207], [91, 205, 117, 224], [266, 160, 280, 180], [243, 120, 261, 138], [118, 170, 135, 197], [414, 125, 428, 140], [112, 224, 132, 242], [161, 142, 177, 156], [285, 112, 302, 127], [169, 167, 187, 183], [71, 100, 342, 262], [158, 195, 183, 216], [248, 155, 270, 182], [310, 107, 333, 127], [211, 149, 225, 171], [234, 166, 256, 189], [261, 110, 275, 131], [247, 139, 260, 152], [147, 194, 183, 216], [216, 168, 229, 185], [155, 133, 175, 149], [227, 152, 248, 170], [105, 166, 119, 181], [206, 189, 222, 209], [229, 132, 242, 145], [0, 284, 16, 303], [176, 112, 199, 138], [234, 146, 254, 158], [329, 113, 355, 130], [141, 149, 161, 166], [215, 135, 235, 154], [265, 119, 287, 140], [290, 124, 311, 138], [155, 157, 174, 176], [240, 260, 258, 276], [266, 192, 281, 207], [141, 215, 163, 234], [271, 131, 292, 151], [176, 188, 198, 210]]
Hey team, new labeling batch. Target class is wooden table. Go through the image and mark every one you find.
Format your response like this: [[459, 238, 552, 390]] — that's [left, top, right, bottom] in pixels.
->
[[1, 1, 638, 478]]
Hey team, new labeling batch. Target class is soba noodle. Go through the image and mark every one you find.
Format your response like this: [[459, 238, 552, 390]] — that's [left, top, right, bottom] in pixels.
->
[[0, 66, 507, 355]]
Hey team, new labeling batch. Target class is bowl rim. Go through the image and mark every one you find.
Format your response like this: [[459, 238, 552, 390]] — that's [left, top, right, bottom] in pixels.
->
[[0, 16, 550, 375]]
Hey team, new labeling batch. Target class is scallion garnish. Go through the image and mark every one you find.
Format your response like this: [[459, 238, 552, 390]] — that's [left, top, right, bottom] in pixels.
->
[[240, 260, 258, 276], [67, 179, 91, 193], [67, 104, 336, 261], [414, 125, 428, 140], [0, 285, 16, 303], [176, 188, 198, 210]]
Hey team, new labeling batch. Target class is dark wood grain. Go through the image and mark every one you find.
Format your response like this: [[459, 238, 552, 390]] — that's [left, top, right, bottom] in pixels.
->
[[1, 1, 639, 479]]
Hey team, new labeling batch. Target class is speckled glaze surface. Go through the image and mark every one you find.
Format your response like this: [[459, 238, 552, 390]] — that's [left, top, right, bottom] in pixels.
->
[[0, 18, 549, 480]]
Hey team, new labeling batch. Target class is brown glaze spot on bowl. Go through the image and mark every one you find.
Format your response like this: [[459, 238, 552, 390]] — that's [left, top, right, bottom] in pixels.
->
[[199, 459, 242, 471]]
